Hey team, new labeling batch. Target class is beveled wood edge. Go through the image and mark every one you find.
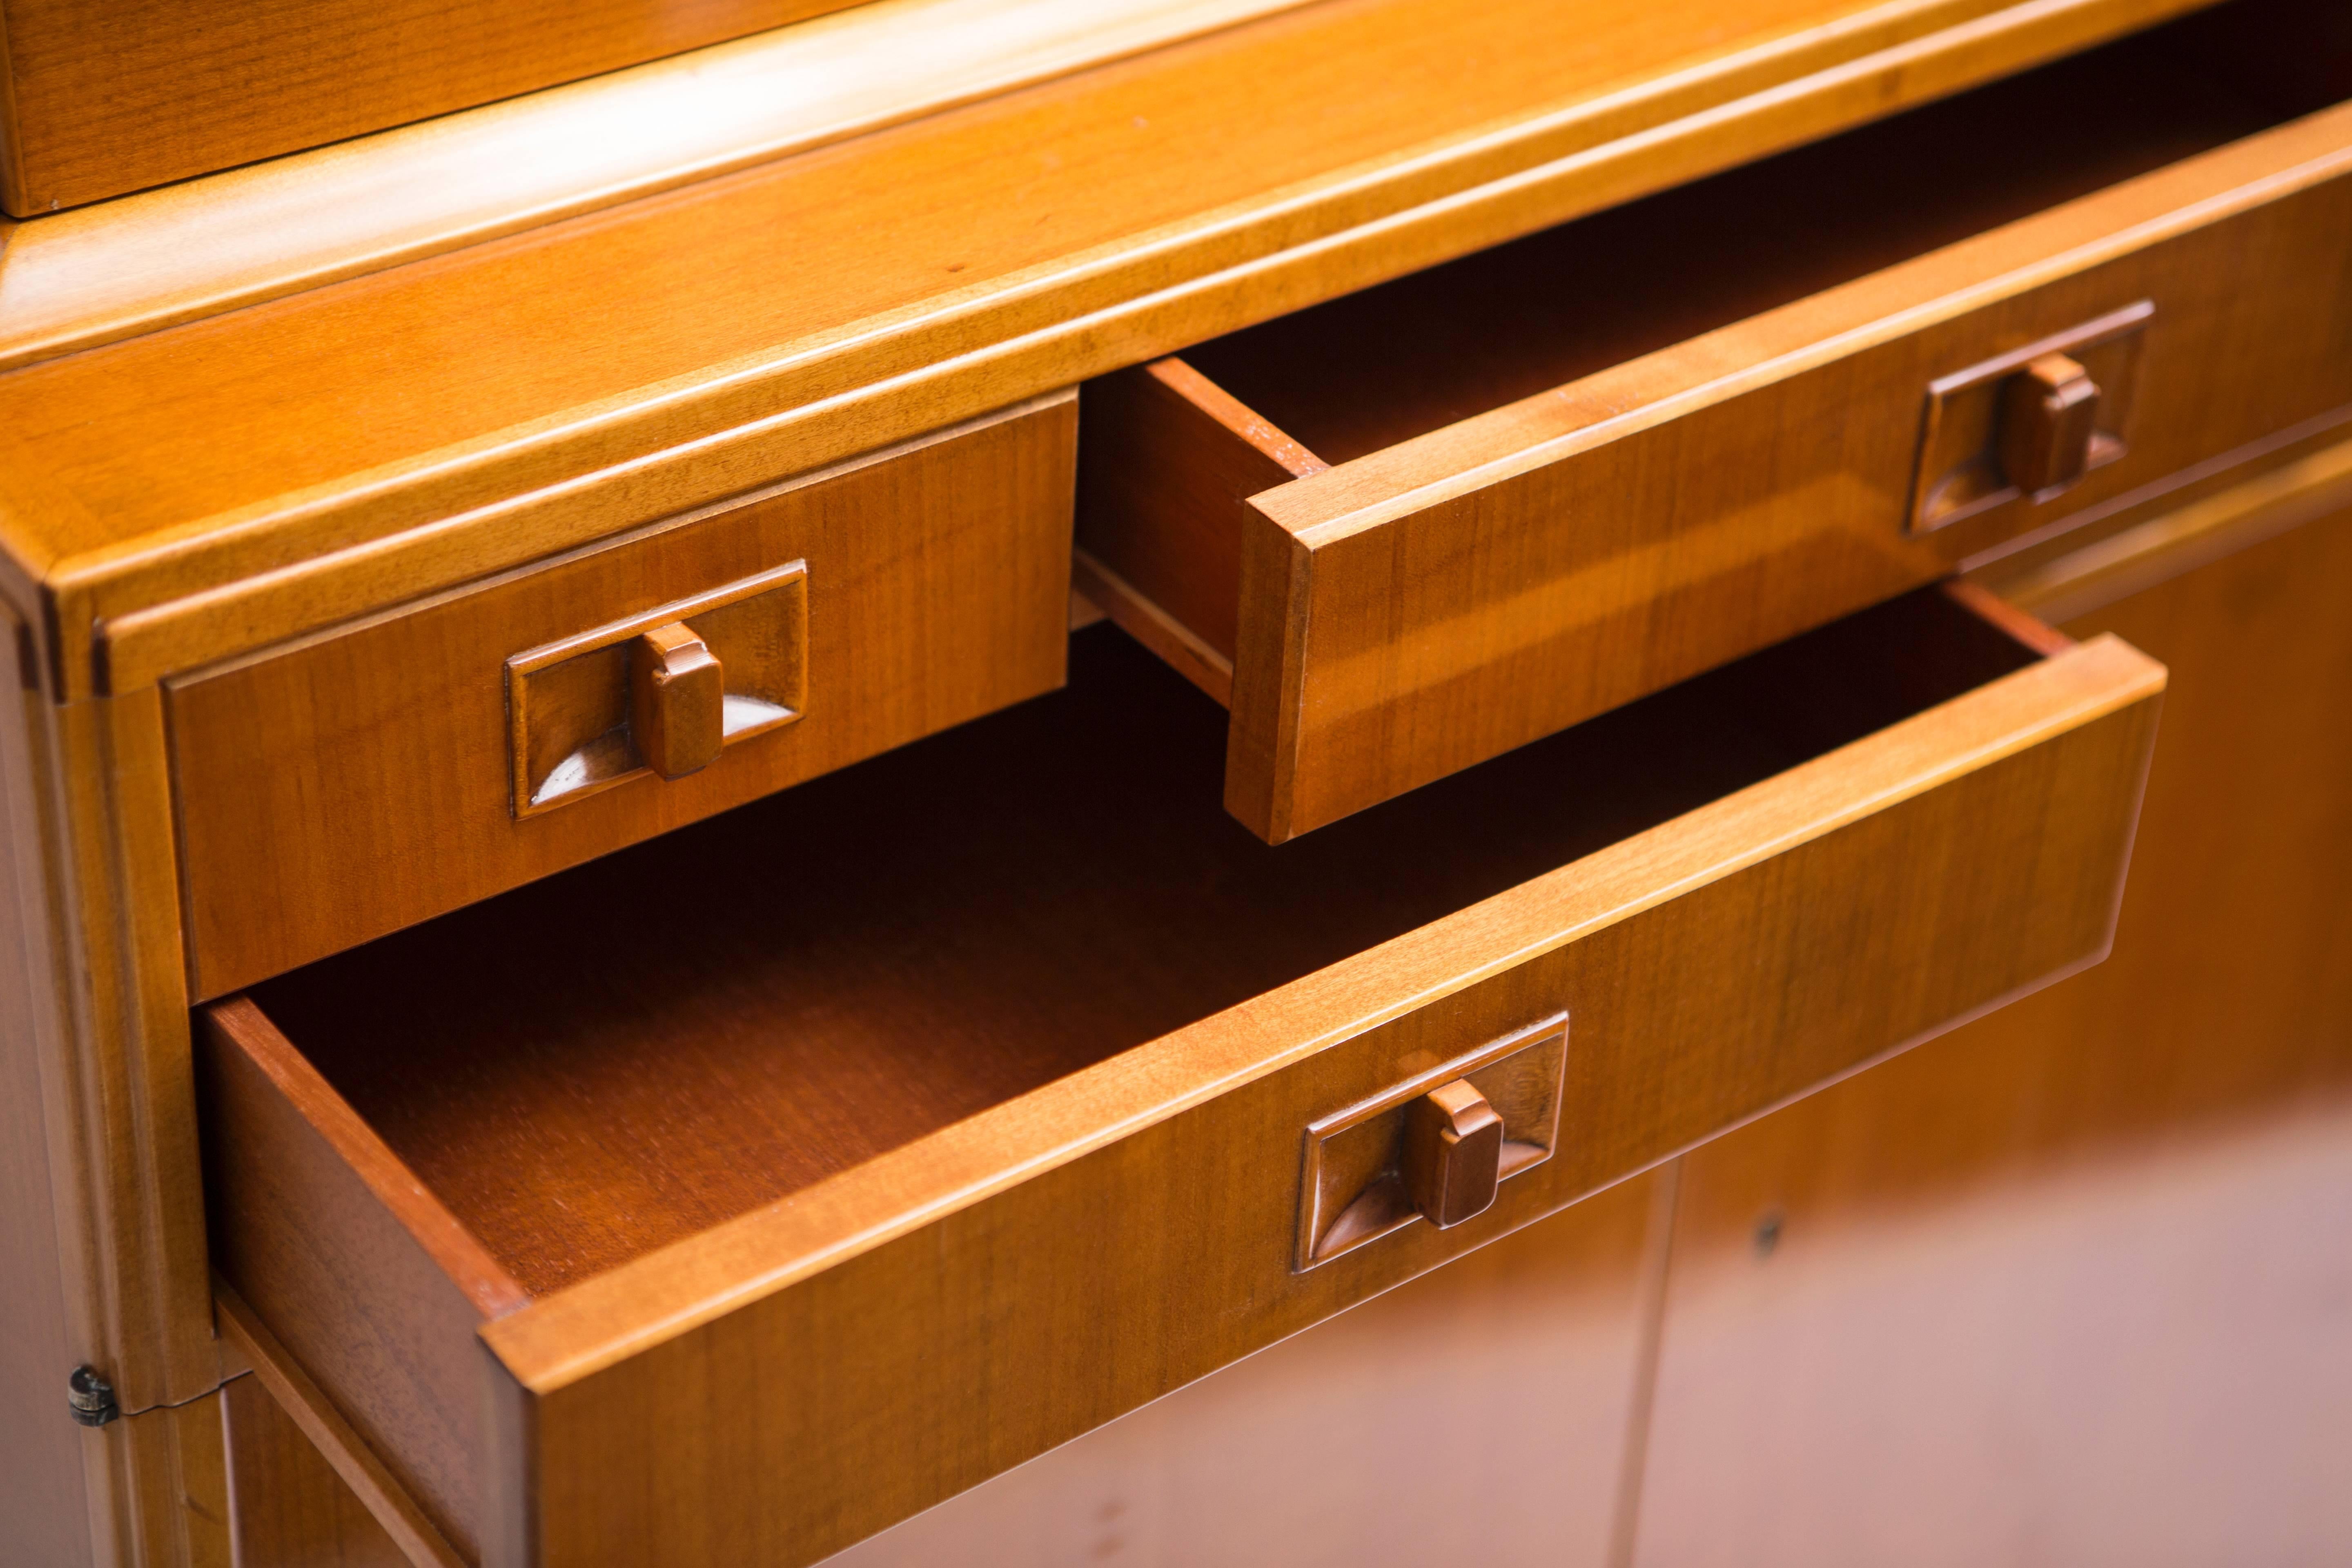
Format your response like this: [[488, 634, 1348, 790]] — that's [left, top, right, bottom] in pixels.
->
[[36, 0, 2211, 699], [203, 998, 531, 1319], [0, 0, 1317, 374], [1252, 102, 2352, 546], [1070, 548, 1235, 705], [1939, 579, 2077, 656], [120, 390, 1076, 698], [479, 630, 2166, 1392], [1989, 435, 2352, 619], [214, 1285, 468, 1568], [1143, 358, 1329, 476]]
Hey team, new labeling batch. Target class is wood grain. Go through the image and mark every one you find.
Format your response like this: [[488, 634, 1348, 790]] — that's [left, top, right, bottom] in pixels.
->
[[1167, 47, 2352, 838], [0, 596, 94, 1564], [825, 1169, 1673, 1568], [0, 0, 870, 214], [169, 394, 1074, 998], [492, 619, 2156, 1568], [0, 0, 2230, 698], [218, 1291, 466, 1568], [203, 589, 2157, 1566], [198, 999, 523, 1562], [13, 685, 221, 1414], [1626, 486, 2352, 1566], [0, 0, 1316, 369], [100, 1393, 234, 1568], [222, 1374, 410, 1568]]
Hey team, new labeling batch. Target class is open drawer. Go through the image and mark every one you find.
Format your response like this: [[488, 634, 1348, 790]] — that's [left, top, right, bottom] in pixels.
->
[[1076, 3, 2350, 841], [198, 584, 2162, 1568]]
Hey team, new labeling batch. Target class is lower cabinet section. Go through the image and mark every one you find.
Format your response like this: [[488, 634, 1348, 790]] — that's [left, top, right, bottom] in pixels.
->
[[1628, 469, 2352, 1567], [194, 581, 2159, 1567], [829, 1170, 1673, 1568], [224, 1376, 407, 1568]]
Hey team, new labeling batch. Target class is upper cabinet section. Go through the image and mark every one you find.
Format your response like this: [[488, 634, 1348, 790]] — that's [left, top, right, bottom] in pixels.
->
[[0, 0, 2335, 702], [0, 0, 873, 214]]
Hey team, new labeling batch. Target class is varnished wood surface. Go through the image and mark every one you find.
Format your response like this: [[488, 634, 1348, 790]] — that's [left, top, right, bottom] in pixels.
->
[[494, 615, 2154, 1568], [201, 998, 522, 1562], [829, 1169, 1673, 1568], [217, 1290, 469, 1568], [0, 0, 2227, 698], [0, 593, 226, 1568], [0, 599, 93, 1563], [0, 0, 1314, 370], [0, 0, 869, 214], [170, 394, 1074, 998], [1626, 474, 2352, 1563], [1078, 16, 2352, 838], [204, 588, 2158, 1564], [222, 1375, 409, 1568]]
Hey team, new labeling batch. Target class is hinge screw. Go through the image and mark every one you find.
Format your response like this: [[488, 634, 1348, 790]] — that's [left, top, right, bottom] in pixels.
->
[[67, 1367, 118, 1428]]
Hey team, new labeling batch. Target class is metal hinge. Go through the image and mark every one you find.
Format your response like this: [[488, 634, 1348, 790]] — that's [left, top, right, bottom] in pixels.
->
[[67, 1367, 118, 1428]]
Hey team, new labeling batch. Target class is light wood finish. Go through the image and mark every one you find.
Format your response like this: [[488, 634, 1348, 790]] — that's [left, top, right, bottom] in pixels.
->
[[217, 1291, 467, 1568], [222, 1375, 409, 1568], [199, 591, 2158, 1565], [1079, 20, 2352, 837], [0, 0, 2236, 700], [0, 601, 95, 1563], [1628, 490, 2352, 1563], [0, 589, 228, 1563], [97, 1393, 235, 1568], [829, 1169, 1675, 1568], [0, 0, 1314, 368], [169, 394, 1074, 999], [0, 0, 873, 214]]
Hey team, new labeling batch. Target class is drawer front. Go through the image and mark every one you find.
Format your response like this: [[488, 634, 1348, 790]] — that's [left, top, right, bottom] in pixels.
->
[[171, 394, 1075, 997], [1083, 106, 2351, 842], [474, 609, 2160, 1565]]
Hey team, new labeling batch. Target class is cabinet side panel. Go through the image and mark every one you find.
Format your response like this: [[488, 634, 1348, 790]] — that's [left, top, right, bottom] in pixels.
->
[[0, 609, 96, 1566]]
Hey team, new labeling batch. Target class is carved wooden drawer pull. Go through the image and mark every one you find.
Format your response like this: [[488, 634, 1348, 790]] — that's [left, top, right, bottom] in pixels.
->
[[505, 561, 808, 815], [1402, 1078, 1503, 1228], [1296, 1015, 1568, 1269], [1909, 300, 2149, 533], [630, 622, 726, 780], [1998, 352, 2101, 495]]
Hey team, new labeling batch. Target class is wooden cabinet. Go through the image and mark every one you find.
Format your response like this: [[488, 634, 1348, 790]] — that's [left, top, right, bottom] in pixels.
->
[[0, 2, 2344, 1566]]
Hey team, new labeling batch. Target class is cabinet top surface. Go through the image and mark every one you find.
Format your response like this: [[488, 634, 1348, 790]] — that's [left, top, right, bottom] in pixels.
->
[[0, 0, 2217, 696]]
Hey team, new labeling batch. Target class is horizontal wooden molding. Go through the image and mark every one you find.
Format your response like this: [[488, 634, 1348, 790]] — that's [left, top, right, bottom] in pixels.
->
[[0, 0, 1315, 375]]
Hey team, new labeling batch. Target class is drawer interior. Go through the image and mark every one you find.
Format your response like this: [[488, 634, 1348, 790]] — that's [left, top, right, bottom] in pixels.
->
[[229, 586, 2049, 1298], [1168, 0, 2344, 468]]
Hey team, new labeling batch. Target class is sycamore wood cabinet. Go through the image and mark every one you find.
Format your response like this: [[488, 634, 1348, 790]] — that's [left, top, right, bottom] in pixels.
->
[[0, 0, 2345, 1564]]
